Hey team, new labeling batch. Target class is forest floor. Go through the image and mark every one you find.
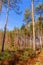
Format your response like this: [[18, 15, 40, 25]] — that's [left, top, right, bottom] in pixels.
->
[[0, 48, 43, 65]]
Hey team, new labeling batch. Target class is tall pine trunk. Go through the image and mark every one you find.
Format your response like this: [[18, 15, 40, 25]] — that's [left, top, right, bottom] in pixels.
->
[[32, 0, 35, 51], [1, 0, 10, 52], [40, 15, 42, 49], [2, 7, 9, 52]]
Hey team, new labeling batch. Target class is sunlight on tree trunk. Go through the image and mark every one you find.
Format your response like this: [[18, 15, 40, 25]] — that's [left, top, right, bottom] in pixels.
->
[[32, 0, 35, 51]]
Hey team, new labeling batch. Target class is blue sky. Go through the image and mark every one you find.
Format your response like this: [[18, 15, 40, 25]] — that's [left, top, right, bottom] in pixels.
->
[[0, 0, 42, 30]]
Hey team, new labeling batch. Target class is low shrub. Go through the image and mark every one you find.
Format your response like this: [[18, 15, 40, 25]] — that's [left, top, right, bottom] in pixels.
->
[[20, 51, 29, 61], [20, 48, 36, 61], [0, 52, 12, 60]]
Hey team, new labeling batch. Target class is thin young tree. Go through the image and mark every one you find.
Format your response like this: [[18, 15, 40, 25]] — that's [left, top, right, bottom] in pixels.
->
[[0, 0, 22, 52], [24, 9, 31, 48]]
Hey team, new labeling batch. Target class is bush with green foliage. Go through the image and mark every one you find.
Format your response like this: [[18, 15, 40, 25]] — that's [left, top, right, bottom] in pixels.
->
[[20, 48, 36, 61], [0, 52, 12, 60]]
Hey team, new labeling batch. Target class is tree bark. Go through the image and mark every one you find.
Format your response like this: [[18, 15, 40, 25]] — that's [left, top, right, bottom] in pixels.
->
[[2, 6, 9, 52], [32, 0, 35, 51], [40, 15, 42, 49]]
